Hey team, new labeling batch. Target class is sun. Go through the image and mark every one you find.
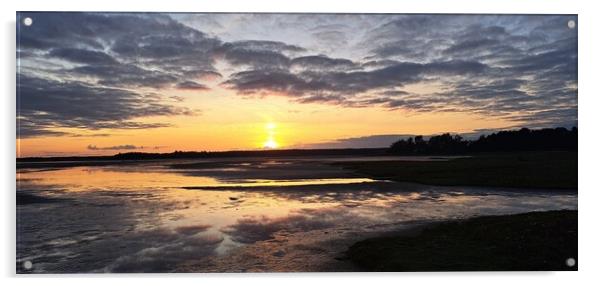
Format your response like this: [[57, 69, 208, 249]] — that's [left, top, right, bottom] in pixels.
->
[[263, 122, 278, 149], [263, 138, 278, 149]]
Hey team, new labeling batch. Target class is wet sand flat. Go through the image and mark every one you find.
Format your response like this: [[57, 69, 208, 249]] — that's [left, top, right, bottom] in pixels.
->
[[17, 156, 577, 273]]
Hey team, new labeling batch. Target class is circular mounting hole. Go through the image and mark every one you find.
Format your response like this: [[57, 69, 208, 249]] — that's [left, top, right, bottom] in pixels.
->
[[566, 257, 576, 267], [568, 20, 576, 29], [23, 260, 33, 270], [22, 17, 32, 26]]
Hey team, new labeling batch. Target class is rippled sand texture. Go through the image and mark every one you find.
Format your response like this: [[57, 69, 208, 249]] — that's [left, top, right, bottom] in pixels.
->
[[16, 157, 577, 273]]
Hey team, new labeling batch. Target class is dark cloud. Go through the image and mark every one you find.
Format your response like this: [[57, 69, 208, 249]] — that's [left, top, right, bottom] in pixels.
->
[[16, 119, 71, 138], [17, 74, 196, 138], [69, 64, 179, 89], [443, 38, 500, 55], [19, 13, 217, 64], [69, 133, 112, 138], [175, 81, 210, 91], [87, 144, 143, 151], [504, 107, 578, 129], [48, 48, 118, 65], [224, 40, 305, 53], [213, 41, 305, 69], [19, 12, 221, 90], [364, 15, 461, 61], [188, 70, 222, 81], [216, 44, 291, 69], [223, 60, 488, 99], [222, 69, 317, 96], [379, 90, 409, 96], [291, 55, 357, 71], [16, 13, 221, 139], [361, 59, 401, 69], [211, 40, 306, 70]]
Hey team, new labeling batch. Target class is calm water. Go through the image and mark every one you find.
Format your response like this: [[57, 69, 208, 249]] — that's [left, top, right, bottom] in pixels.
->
[[16, 157, 577, 273]]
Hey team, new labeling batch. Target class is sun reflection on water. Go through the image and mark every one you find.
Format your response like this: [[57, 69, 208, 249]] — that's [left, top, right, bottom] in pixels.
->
[[16, 159, 577, 273]]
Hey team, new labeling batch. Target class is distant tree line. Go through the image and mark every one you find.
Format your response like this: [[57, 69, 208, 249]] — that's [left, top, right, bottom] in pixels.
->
[[17, 148, 392, 162], [388, 127, 577, 155], [111, 148, 389, 160], [16, 127, 578, 162]]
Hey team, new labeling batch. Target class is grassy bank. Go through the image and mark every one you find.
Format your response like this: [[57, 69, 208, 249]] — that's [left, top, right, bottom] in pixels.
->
[[348, 210, 577, 271], [336, 151, 577, 189]]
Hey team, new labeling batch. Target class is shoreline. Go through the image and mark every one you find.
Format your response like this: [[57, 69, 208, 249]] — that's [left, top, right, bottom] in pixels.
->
[[336, 151, 577, 189], [176, 209, 577, 273]]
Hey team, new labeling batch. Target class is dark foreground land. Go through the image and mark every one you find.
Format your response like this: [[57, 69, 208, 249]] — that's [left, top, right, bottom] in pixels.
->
[[348, 210, 577, 271], [337, 151, 577, 189]]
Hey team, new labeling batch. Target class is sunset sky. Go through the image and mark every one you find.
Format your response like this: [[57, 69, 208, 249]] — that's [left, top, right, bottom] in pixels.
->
[[16, 13, 577, 157]]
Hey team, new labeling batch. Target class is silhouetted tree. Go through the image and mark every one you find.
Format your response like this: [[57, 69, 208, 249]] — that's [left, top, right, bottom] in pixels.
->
[[469, 127, 577, 152], [388, 127, 577, 155]]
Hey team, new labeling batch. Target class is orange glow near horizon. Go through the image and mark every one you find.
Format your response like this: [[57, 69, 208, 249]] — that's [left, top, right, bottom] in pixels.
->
[[16, 87, 518, 158]]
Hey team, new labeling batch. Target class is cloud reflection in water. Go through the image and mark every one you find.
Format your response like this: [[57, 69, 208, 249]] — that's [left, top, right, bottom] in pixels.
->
[[17, 159, 577, 273]]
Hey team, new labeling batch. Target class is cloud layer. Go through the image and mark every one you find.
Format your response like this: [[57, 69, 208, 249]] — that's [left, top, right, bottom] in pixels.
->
[[17, 13, 577, 139]]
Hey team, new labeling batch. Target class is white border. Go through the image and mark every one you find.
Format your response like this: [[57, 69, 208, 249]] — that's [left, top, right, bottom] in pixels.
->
[[2, 1, 601, 285]]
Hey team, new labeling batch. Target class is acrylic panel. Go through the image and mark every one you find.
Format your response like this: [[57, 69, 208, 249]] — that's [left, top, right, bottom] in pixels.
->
[[16, 12, 577, 273]]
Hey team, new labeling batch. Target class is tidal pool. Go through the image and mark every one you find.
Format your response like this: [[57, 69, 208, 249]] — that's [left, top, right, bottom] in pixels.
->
[[16, 157, 577, 273]]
